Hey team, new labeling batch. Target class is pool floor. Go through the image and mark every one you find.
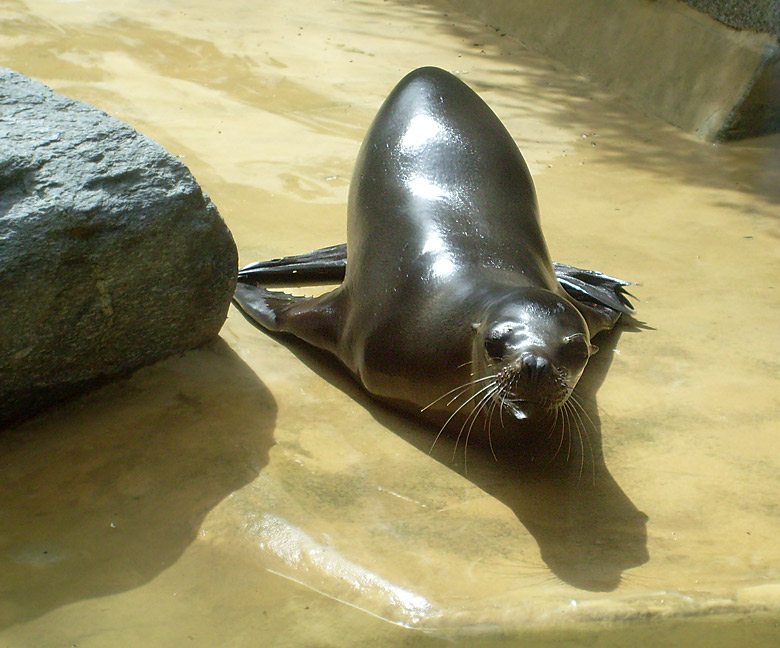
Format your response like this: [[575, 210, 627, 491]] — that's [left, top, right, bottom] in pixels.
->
[[1, 0, 779, 645]]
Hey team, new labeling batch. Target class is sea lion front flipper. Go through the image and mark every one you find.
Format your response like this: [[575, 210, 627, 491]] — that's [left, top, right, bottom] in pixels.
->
[[233, 283, 343, 353], [237, 244, 347, 286]]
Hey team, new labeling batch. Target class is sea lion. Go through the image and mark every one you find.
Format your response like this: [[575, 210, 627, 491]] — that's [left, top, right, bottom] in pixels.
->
[[234, 67, 632, 445]]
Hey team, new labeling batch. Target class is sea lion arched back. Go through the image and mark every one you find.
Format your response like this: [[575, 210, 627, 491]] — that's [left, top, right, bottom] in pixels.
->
[[347, 67, 553, 290]]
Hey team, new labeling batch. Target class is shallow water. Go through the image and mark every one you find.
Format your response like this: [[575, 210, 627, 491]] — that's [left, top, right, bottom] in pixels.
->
[[1, 0, 780, 645]]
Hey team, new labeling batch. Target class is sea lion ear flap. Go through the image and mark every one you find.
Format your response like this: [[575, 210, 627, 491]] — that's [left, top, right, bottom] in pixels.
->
[[589, 343, 599, 356]]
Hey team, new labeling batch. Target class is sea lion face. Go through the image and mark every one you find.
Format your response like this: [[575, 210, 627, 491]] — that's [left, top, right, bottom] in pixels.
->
[[472, 288, 595, 422]]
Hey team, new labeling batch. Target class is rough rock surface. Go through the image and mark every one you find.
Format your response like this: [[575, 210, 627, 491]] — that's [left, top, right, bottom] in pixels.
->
[[681, 0, 780, 36], [0, 68, 238, 425]]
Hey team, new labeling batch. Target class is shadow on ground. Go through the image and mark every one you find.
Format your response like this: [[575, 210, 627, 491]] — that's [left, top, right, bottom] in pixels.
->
[[239, 303, 649, 593], [368, 0, 780, 210], [0, 339, 276, 629], [6, 0, 779, 213]]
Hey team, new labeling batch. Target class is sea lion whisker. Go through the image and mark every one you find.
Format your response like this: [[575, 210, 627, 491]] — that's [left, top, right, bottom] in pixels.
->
[[485, 391, 499, 433], [498, 389, 508, 430], [568, 393, 597, 485], [565, 403, 578, 465], [569, 398, 592, 481], [569, 391, 598, 432], [563, 400, 586, 481], [545, 404, 560, 440], [484, 394, 500, 462], [421, 375, 497, 412], [561, 398, 593, 484], [444, 383, 485, 408], [546, 406, 561, 465], [461, 385, 501, 472], [463, 392, 493, 475], [552, 404, 569, 462], [562, 400, 574, 463], [430, 381, 497, 456], [454, 383, 500, 463], [422, 376, 496, 419], [578, 415, 587, 482]]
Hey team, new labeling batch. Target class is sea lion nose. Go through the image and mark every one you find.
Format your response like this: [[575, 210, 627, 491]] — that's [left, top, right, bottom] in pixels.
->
[[519, 352, 550, 379]]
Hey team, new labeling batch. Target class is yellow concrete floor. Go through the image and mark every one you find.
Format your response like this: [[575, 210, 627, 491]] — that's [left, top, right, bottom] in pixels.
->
[[1, 0, 779, 646]]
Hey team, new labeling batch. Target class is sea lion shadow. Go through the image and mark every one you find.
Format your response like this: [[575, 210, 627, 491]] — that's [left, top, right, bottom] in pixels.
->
[[0, 338, 276, 629], [271, 321, 648, 593]]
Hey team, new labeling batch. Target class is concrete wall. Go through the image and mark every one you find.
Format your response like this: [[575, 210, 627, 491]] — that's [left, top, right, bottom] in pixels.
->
[[443, 0, 779, 140]]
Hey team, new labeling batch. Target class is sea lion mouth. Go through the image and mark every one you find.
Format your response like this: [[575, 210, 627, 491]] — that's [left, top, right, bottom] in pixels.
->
[[500, 399, 538, 421], [493, 360, 571, 416]]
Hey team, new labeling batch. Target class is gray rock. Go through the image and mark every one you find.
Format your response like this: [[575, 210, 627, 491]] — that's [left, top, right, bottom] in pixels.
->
[[0, 68, 238, 425], [681, 0, 779, 37]]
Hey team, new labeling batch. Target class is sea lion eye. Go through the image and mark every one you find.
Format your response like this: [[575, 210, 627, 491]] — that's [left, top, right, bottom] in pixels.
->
[[561, 333, 591, 363], [485, 325, 513, 360]]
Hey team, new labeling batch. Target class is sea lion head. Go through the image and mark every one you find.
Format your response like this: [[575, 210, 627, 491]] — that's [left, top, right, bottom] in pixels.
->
[[471, 288, 597, 422]]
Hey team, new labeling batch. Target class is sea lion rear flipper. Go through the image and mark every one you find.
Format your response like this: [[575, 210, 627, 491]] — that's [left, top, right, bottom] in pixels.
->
[[553, 263, 635, 335], [553, 263, 634, 313], [237, 244, 347, 286], [233, 283, 343, 352], [236, 250, 632, 318]]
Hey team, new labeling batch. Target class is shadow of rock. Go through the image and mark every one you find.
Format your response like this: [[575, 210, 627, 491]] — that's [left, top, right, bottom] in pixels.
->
[[244, 311, 648, 593], [0, 338, 276, 629]]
